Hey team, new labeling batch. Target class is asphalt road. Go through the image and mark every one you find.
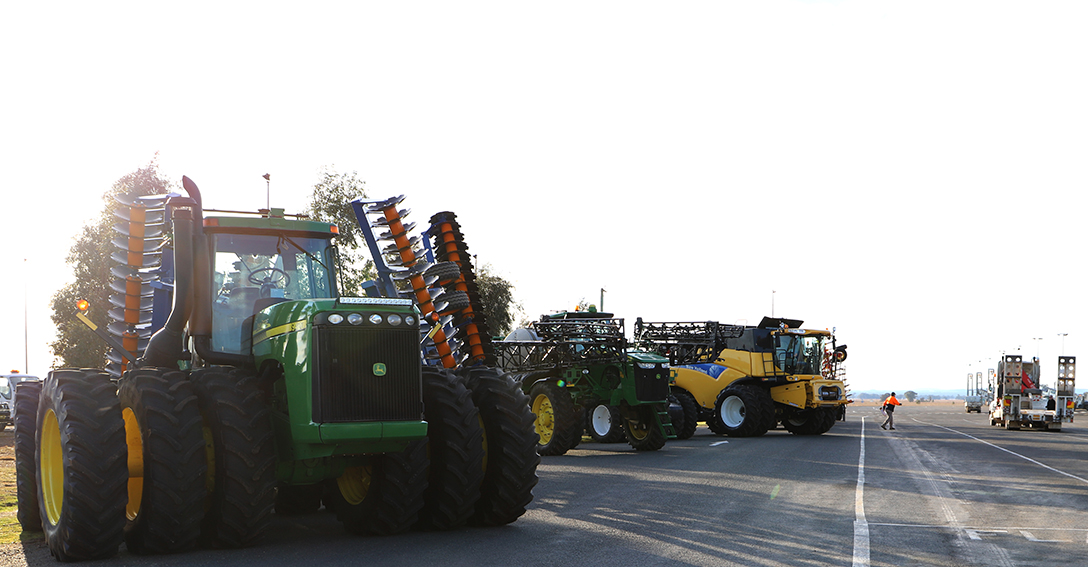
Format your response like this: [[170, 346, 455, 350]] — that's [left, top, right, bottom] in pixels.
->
[[5, 405, 1086, 567]]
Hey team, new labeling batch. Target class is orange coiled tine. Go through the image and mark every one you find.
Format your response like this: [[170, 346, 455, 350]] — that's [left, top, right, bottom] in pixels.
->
[[431, 220, 487, 364], [380, 204, 458, 369]]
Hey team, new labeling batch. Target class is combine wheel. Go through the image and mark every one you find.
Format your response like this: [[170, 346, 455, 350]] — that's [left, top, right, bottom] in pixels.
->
[[416, 367, 484, 531], [623, 405, 667, 451], [329, 439, 429, 535], [781, 407, 837, 436], [189, 367, 277, 548], [37, 369, 127, 561], [669, 390, 700, 440], [711, 384, 775, 437], [528, 382, 581, 456], [460, 367, 540, 526], [14, 380, 42, 531], [118, 368, 207, 554], [586, 404, 626, 443]]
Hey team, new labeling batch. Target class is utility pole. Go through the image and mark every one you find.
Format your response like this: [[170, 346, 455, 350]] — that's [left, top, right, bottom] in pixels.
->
[[263, 173, 271, 213]]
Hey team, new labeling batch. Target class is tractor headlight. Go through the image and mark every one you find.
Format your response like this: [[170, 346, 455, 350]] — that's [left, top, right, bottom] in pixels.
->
[[347, 313, 364, 325], [405, 315, 416, 326], [636, 362, 658, 369], [387, 314, 403, 326], [328, 313, 345, 325], [369, 313, 384, 325]]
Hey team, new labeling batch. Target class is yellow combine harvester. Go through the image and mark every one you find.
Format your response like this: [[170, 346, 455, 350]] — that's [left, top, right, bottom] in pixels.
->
[[635, 317, 848, 437]]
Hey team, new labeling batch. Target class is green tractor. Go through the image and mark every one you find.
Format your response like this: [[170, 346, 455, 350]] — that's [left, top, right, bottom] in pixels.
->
[[497, 310, 676, 455], [16, 179, 538, 561]]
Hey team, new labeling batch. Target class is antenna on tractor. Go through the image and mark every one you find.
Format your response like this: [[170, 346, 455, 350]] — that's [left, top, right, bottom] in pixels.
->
[[263, 173, 271, 214]]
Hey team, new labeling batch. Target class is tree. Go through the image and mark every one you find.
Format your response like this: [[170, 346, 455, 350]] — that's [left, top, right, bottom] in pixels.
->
[[49, 158, 175, 368], [304, 167, 375, 296], [903, 390, 918, 403], [475, 265, 521, 338]]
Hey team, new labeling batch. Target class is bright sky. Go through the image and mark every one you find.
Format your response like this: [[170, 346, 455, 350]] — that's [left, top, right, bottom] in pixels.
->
[[2, 1, 1086, 395]]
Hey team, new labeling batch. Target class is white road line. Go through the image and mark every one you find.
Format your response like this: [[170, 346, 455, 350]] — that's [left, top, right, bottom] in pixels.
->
[[912, 418, 1088, 485], [852, 416, 869, 567], [709, 440, 729, 446]]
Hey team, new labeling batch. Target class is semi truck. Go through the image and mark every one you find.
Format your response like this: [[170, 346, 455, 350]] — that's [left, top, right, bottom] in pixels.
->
[[988, 354, 1075, 431]]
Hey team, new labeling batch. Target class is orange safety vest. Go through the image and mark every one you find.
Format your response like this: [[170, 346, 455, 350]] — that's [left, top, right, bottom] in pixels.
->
[[884, 395, 901, 408]]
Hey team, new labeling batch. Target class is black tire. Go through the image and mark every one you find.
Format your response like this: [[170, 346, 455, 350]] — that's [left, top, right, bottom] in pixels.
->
[[623, 404, 667, 451], [437, 289, 471, 313], [669, 390, 700, 440], [460, 367, 540, 526], [328, 439, 429, 535], [14, 380, 42, 532], [424, 261, 462, 285], [118, 368, 207, 554], [781, 407, 837, 435], [585, 403, 626, 443], [36, 369, 127, 561], [711, 384, 775, 437], [528, 382, 581, 456], [416, 367, 485, 531], [274, 484, 324, 515], [189, 367, 277, 548]]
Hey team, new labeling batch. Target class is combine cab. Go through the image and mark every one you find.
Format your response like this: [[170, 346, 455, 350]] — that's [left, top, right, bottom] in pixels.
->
[[989, 355, 1075, 431], [17, 181, 538, 562], [635, 317, 849, 437]]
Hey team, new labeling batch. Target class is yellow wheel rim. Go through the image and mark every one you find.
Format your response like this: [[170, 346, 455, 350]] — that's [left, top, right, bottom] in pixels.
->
[[337, 465, 374, 506], [531, 394, 554, 445], [628, 420, 649, 441], [39, 409, 64, 526], [123, 408, 145, 521]]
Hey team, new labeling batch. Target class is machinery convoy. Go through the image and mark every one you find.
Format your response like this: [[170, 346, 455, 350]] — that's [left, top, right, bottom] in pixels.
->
[[16, 181, 538, 561], [26, 174, 1086, 563], [988, 354, 1076, 431], [634, 318, 850, 437]]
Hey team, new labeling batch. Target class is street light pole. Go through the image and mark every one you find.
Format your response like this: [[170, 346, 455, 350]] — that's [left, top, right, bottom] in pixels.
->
[[1058, 333, 1068, 355]]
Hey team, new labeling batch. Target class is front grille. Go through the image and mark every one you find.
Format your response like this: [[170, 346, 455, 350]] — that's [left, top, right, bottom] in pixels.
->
[[634, 365, 670, 402], [312, 325, 422, 423]]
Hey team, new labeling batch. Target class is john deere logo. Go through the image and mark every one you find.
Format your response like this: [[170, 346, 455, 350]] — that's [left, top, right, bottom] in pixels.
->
[[373, 363, 387, 376]]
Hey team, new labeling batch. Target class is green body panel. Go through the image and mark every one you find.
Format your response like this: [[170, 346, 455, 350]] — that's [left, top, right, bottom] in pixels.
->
[[251, 296, 427, 484]]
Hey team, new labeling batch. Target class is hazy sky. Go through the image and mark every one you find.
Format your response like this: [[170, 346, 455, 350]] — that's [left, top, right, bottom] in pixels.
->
[[2, 1, 1086, 394]]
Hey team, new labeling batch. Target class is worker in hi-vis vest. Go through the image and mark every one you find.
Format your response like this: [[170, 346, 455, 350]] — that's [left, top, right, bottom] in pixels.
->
[[881, 392, 901, 430]]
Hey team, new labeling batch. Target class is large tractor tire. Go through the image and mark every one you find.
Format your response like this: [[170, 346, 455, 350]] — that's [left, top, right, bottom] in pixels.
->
[[781, 407, 837, 436], [118, 368, 207, 554], [14, 380, 42, 532], [36, 369, 128, 561], [669, 390, 700, 440], [460, 367, 540, 526], [274, 484, 325, 516], [528, 382, 581, 456], [189, 367, 277, 548], [711, 384, 775, 437], [623, 405, 667, 451], [328, 439, 429, 535], [416, 367, 485, 531], [586, 403, 626, 443]]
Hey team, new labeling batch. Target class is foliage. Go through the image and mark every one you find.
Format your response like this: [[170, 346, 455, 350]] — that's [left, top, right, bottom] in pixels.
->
[[475, 265, 521, 338], [903, 390, 918, 403], [49, 158, 174, 368], [304, 167, 375, 296]]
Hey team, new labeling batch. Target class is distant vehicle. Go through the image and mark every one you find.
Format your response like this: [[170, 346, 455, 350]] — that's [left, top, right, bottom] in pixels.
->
[[0, 372, 41, 429]]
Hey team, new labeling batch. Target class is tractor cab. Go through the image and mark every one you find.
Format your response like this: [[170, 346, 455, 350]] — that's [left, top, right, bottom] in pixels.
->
[[772, 330, 830, 377], [205, 215, 338, 356]]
